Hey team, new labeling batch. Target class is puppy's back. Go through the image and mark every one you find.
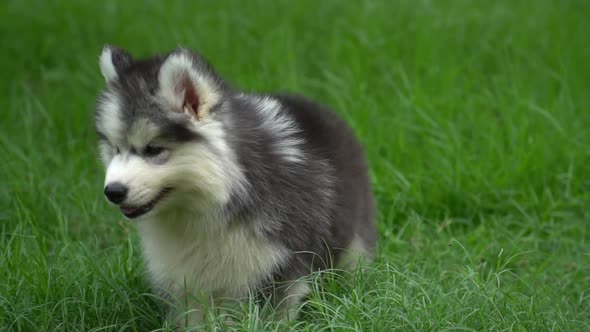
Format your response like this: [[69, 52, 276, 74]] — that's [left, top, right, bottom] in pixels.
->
[[275, 94, 377, 264]]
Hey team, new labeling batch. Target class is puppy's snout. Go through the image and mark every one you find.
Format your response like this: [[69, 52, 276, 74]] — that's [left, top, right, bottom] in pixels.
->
[[104, 182, 128, 204]]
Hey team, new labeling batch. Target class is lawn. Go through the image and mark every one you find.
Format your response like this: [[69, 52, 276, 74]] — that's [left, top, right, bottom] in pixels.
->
[[1, 0, 589, 330]]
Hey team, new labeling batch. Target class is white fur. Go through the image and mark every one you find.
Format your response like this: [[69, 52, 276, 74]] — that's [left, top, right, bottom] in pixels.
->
[[96, 92, 123, 149], [99, 47, 118, 82], [97, 140, 115, 166], [128, 118, 158, 148], [248, 95, 304, 163], [172, 116, 247, 205], [103, 153, 163, 206], [138, 215, 289, 297], [338, 234, 372, 270], [158, 50, 221, 117], [279, 281, 311, 320], [98, 94, 167, 208]]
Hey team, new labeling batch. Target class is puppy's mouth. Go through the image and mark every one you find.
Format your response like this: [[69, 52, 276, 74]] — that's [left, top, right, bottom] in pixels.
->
[[120, 188, 172, 219]]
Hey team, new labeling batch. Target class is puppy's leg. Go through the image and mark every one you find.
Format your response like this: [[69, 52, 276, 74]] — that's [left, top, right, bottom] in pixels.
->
[[337, 234, 374, 272], [276, 281, 311, 321]]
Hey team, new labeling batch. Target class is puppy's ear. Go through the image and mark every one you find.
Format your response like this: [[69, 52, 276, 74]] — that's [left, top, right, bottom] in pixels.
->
[[158, 49, 220, 121], [99, 45, 133, 83]]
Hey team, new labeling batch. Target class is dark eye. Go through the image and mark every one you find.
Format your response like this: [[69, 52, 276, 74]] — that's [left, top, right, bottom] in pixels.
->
[[115, 146, 120, 154], [144, 145, 164, 157]]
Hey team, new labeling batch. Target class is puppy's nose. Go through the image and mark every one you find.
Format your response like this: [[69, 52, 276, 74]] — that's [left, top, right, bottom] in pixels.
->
[[104, 182, 128, 204]]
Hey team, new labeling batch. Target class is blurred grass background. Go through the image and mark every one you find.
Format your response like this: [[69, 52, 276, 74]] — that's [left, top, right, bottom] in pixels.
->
[[1, 0, 589, 330]]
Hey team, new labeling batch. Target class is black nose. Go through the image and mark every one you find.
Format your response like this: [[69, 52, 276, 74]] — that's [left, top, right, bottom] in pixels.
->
[[104, 182, 128, 204]]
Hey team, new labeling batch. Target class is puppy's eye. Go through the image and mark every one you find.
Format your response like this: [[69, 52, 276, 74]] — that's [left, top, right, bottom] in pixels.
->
[[115, 146, 120, 154], [144, 145, 165, 157]]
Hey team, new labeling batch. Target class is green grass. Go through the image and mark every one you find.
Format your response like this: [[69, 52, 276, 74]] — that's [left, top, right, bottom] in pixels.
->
[[1, 0, 589, 330]]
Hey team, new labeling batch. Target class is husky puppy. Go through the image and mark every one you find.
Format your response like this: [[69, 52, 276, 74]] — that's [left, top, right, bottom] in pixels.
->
[[94, 45, 377, 325]]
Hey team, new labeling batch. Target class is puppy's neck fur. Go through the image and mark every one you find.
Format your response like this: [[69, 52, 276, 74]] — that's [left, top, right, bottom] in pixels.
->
[[138, 207, 289, 298]]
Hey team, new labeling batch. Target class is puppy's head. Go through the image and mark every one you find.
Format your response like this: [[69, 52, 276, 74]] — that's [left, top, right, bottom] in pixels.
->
[[94, 45, 242, 220]]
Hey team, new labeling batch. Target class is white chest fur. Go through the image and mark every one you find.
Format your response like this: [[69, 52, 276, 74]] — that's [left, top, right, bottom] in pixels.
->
[[137, 215, 289, 297]]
